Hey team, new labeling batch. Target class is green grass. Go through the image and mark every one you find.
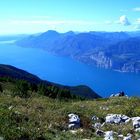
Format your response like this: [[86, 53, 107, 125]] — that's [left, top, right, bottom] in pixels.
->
[[0, 78, 140, 139], [0, 92, 140, 140]]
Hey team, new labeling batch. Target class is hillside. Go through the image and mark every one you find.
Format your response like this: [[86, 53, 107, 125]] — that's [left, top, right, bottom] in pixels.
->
[[0, 67, 140, 139], [0, 91, 140, 139], [16, 30, 140, 73], [0, 64, 101, 99], [0, 64, 41, 83]]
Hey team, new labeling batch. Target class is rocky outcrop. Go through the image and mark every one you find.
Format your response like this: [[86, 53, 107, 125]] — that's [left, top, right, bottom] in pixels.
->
[[105, 114, 130, 124], [121, 62, 140, 73], [78, 52, 140, 73], [75, 51, 113, 69], [110, 91, 128, 98], [89, 52, 112, 69], [68, 113, 140, 139], [95, 114, 140, 139], [132, 117, 140, 131]]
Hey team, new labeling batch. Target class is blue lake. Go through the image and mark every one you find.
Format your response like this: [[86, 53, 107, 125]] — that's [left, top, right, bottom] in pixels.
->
[[0, 43, 140, 97]]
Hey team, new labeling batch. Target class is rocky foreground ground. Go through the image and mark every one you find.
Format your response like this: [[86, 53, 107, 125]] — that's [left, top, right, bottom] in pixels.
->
[[0, 92, 140, 140], [68, 113, 140, 140]]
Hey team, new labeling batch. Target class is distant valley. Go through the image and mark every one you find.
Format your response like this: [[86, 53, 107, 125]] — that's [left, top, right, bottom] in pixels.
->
[[16, 30, 140, 73]]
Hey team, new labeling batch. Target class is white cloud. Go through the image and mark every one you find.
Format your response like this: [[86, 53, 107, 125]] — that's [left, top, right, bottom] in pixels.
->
[[119, 15, 131, 26], [132, 7, 140, 11], [0, 15, 135, 34]]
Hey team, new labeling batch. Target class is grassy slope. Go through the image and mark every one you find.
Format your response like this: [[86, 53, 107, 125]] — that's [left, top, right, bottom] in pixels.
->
[[0, 68, 139, 139], [0, 91, 140, 140]]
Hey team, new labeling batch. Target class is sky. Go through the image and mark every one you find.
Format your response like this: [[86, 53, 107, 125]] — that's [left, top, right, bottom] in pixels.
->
[[0, 0, 140, 34]]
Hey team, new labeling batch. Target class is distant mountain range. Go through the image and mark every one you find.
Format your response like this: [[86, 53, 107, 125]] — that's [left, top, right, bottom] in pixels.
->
[[16, 30, 140, 73], [0, 64, 100, 99]]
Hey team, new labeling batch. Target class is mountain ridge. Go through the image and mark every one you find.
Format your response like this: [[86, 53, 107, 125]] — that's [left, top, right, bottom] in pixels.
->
[[16, 30, 140, 73], [0, 64, 101, 99]]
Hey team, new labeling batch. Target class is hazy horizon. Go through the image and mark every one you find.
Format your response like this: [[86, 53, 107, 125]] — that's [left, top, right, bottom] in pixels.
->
[[0, 0, 140, 34], [1, 30, 140, 36]]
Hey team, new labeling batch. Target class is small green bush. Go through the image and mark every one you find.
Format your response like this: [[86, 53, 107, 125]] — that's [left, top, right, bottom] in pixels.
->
[[13, 80, 30, 98]]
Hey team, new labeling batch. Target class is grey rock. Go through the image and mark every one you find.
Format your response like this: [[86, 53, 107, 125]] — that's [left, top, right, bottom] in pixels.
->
[[91, 115, 99, 121], [93, 123, 102, 129], [123, 134, 132, 140], [105, 114, 130, 124], [96, 129, 105, 136], [104, 131, 114, 140], [0, 137, 4, 140], [110, 91, 126, 97], [68, 113, 80, 129], [132, 117, 140, 130]]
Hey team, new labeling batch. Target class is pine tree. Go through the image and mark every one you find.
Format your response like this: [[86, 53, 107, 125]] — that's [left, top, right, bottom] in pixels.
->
[[13, 80, 29, 98], [38, 84, 47, 96], [0, 84, 3, 92]]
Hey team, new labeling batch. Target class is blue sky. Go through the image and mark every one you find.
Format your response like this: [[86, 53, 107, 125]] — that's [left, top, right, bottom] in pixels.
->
[[0, 0, 140, 34]]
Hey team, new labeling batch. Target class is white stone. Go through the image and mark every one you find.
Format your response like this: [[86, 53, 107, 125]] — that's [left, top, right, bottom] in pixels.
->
[[69, 128, 83, 134], [100, 106, 109, 110], [101, 122, 105, 127], [68, 113, 80, 129], [69, 130, 77, 134], [0, 137, 4, 140], [123, 136, 132, 140], [104, 131, 114, 140], [14, 111, 21, 115], [121, 115, 130, 123], [115, 93, 120, 97], [135, 128, 140, 132], [131, 117, 140, 122], [110, 94, 115, 98], [132, 117, 140, 129], [68, 113, 80, 123], [123, 134, 132, 140], [8, 105, 13, 110], [118, 134, 124, 138], [93, 123, 102, 129], [92, 115, 99, 121], [68, 123, 75, 128], [69, 117, 79, 123], [105, 114, 130, 124], [105, 114, 121, 124]]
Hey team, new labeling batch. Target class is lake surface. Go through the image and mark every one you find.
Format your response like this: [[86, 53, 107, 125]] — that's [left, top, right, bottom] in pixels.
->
[[0, 42, 140, 97]]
